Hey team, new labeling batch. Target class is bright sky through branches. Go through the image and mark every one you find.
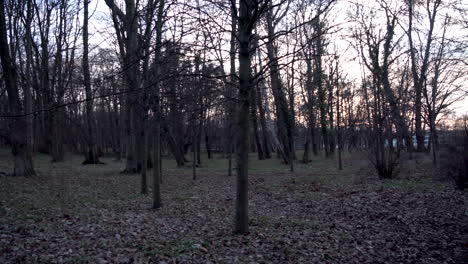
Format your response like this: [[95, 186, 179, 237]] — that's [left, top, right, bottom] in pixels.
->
[[88, 0, 467, 117]]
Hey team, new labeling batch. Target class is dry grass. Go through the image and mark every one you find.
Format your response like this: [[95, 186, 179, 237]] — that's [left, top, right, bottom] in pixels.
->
[[0, 148, 466, 263]]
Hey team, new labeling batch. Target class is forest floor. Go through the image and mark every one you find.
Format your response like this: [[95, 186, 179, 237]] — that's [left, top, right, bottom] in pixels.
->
[[0, 149, 467, 263]]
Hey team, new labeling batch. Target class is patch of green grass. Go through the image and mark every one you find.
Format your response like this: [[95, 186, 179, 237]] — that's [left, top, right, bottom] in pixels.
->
[[73, 193, 102, 205], [287, 218, 320, 229], [323, 253, 334, 260], [69, 255, 94, 263], [379, 178, 446, 192], [249, 158, 288, 172], [251, 215, 272, 226], [182, 153, 289, 173], [298, 191, 328, 201], [174, 193, 194, 202], [144, 239, 199, 257]]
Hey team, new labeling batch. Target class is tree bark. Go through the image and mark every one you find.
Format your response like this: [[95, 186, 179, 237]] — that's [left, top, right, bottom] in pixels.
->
[[251, 84, 264, 160], [141, 114, 148, 194], [23, 0, 35, 159], [255, 38, 272, 159], [313, 16, 329, 158], [152, 0, 165, 209], [306, 57, 318, 156], [153, 114, 162, 208], [265, 6, 293, 164], [234, 0, 263, 234], [105, 0, 139, 173], [82, 0, 100, 165], [407, 0, 441, 152], [0, 0, 36, 176], [337, 87, 343, 170], [227, 2, 237, 177]]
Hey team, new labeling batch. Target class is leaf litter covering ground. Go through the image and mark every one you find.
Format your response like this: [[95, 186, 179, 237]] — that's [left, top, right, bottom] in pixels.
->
[[0, 152, 467, 263]]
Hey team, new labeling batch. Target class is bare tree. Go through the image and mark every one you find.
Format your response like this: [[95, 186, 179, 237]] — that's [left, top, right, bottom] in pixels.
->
[[152, 0, 166, 209], [82, 0, 100, 164], [265, 0, 294, 165], [0, 0, 35, 176], [351, 0, 406, 179], [407, 0, 442, 152], [232, 0, 269, 234]]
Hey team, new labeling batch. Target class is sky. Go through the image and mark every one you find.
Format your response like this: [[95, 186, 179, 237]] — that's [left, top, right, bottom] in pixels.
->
[[87, 0, 467, 117]]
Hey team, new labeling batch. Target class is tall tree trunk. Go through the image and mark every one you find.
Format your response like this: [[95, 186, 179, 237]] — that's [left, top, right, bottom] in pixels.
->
[[266, 6, 293, 164], [227, 2, 237, 176], [408, 0, 441, 152], [251, 84, 264, 160], [255, 38, 272, 159], [105, 0, 139, 173], [163, 127, 186, 167], [36, 3, 53, 156], [327, 72, 335, 155], [50, 1, 68, 162], [82, 0, 100, 164], [152, 0, 165, 209], [192, 128, 197, 180], [166, 44, 185, 166], [302, 126, 311, 163], [24, 0, 34, 159], [305, 51, 318, 157], [287, 54, 297, 162], [313, 15, 329, 158], [408, 0, 424, 152], [205, 117, 212, 159], [153, 113, 162, 208], [0, 0, 35, 176], [462, 127, 468, 190], [196, 55, 203, 166], [337, 87, 343, 170], [234, 0, 260, 234], [141, 114, 148, 194]]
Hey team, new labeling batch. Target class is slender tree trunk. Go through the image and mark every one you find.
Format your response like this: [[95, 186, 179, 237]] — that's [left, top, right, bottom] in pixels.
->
[[196, 132, 202, 165], [24, 0, 34, 159], [313, 16, 329, 158], [408, 0, 424, 152], [194, 52, 203, 166], [50, 1, 68, 162], [152, 0, 165, 209], [82, 0, 100, 164], [135, 107, 145, 172], [227, 2, 237, 177], [166, 44, 185, 166], [266, 7, 292, 164], [164, 128, 186, 166], [288, 55, 297, 162], [255, 40, 272, 159], [37, 6, 52, 156], [302, 126, 310, 163], [337, 88, 343, 170], [304, 51, 317, 160], [462, 127, 468, 189], [192, 130, 197, 180], [141, 114, 148, 194], [407, 0, 441, 152], [251, 85, 264, 160], [153, 114, 162, 208], [234, 0, 259, 234], [205, 118, 212, 159], [327, 75, 335, 155], [429, 112, 437, 165]]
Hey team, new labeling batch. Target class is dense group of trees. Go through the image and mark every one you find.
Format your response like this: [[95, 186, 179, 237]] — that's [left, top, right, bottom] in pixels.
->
[[1, 0, 467, 233]]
